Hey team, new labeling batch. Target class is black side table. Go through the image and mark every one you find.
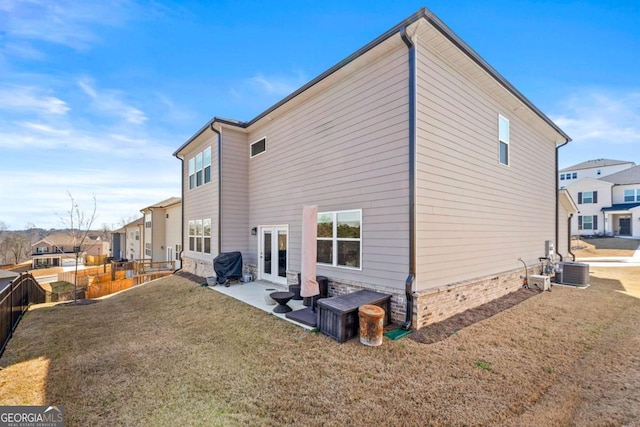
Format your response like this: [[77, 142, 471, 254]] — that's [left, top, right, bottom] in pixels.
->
[[270, 291, 295, 313]]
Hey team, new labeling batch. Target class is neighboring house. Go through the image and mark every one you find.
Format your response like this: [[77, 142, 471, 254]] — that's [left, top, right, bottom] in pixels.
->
[[563, 163, 640, 237], [559, 158, 635, 186], [599, 166, 640, 237], [565, 178, 613, 237], [31, 233, 109, 268], [111, 217, 144, 260], [173, 8, 570, 329], [0, 270, 19, 293], [140, 197, 182, 268]]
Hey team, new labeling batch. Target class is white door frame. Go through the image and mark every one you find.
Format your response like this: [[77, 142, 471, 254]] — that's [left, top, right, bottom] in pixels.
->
[[258, 225, 288, 285]]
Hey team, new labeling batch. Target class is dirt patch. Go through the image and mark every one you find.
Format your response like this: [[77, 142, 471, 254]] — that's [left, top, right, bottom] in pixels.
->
[[410, 287, 540, 344]]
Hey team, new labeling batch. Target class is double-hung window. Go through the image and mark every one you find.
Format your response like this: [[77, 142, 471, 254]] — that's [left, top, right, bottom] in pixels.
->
[[317, 210, 362, 269], [578, 191, 597, 204], [578, 215, 598, 231], [498, 115, 509, 166], [624, 189, 640, 202]]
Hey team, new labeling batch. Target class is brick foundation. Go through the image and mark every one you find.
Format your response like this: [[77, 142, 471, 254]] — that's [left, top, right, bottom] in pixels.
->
[[185, 254, 538, 330], [413, 266, 538, 329]]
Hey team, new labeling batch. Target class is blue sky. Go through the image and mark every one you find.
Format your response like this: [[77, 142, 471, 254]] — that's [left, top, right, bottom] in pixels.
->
[[1, 0, 639, 230]]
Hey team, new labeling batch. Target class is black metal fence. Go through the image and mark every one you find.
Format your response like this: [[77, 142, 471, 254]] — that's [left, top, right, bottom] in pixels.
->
[[0, 273, 47, 357]]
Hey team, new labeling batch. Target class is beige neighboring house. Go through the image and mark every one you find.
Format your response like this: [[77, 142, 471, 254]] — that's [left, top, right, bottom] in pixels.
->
[[111, 217, 144, 261], [31, 233, 109, 269], [173, 8, 570, 329], [140, 197, 182, 269]]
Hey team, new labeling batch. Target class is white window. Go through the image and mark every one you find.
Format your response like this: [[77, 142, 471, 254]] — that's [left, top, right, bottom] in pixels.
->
[[145, 242, 151, 256], [188, 218, 211, 254], [145, 213, 152, 228], [250, 137, 266, 158], [560, 174, 565, 180], [579, 215, 598, 231], [498, 115, 509, 166], [624, 189, 640, 202], [572, 172, 577, 179], [188, 158, 195, 189], [578, 191, 597, 204], [203, 147, 211, 184], [317, 209, 362, 269], [175, 244, 182, 260], [188, 147, 212, 190]]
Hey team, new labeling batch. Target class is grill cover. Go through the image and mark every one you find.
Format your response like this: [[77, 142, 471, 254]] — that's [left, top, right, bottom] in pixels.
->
[[213, 252, 243, 284]]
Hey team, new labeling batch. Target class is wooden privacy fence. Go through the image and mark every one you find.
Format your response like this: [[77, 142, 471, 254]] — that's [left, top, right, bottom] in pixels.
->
[[1, 273, 47, 357], [85, 271, 173, 299], [58, 265, 112, 288]]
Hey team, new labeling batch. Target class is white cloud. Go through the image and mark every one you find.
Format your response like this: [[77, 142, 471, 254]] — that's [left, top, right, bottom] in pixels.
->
[[553, 90, 640, 145], [0, 0, 131, 51], [78, 79, 148, 124], [248, 73, 303, 97], [0, 86, 70, 115]]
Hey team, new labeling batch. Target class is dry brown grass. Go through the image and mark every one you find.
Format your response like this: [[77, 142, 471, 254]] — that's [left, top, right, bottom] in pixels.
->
[[573, 237, 640, 258], [1, 270, 639, 426]]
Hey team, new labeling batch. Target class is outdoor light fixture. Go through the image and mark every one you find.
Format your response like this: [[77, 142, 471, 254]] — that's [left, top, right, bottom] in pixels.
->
[[251, 227, 257, 235]]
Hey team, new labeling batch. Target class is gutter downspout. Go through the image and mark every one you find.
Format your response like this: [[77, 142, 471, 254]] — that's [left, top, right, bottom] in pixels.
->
[[210, 123, 222, 254], [555, 140, 570, 262], [175, 156, 184, 273], [400, 27, 416, 330], [568, 213, 576, 261]]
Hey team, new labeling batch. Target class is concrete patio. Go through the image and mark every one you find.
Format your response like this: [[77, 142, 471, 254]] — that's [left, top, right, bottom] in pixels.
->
[[206, 280, 316, 330]]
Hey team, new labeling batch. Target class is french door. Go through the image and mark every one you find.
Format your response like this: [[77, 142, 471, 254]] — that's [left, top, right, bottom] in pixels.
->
[[259, 226, 288, 285]]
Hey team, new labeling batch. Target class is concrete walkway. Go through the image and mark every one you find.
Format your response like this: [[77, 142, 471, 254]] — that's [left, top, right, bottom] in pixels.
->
[[576, 244, 640, 268]]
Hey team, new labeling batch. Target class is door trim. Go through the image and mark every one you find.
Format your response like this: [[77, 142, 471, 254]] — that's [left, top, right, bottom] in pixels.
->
[[258, 225, 289, 285]]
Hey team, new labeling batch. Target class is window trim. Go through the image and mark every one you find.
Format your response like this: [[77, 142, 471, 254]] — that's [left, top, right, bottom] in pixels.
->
[[188, 218, 212, 254], [188, 147, 212, 190], [317, 209, 362, 270], [498, 114, 509, 166], [250, 137, 267, 158]]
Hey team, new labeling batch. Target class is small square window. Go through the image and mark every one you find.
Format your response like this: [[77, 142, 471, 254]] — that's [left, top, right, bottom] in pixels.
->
[[250, 137, 266, 158], [572, 172, 577, 179]]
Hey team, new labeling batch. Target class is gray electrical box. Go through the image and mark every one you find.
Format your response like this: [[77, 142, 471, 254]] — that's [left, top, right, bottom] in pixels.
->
[[545, 240, 555, 257]]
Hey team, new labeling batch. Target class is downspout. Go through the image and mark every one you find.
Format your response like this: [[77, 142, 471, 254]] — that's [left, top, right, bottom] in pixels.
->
[[555, 140, 569, 262], [175, 156, 184, 273], [210, 123, 222, 254], [568, 213, 576, 261], [400, 27, 416, 330]]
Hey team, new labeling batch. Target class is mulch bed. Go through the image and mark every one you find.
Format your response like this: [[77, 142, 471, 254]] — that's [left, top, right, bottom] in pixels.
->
[[410, 287, 540, 344]]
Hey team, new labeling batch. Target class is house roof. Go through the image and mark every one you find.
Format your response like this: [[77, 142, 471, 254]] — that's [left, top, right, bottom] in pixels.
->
[[599, 165, 640, 185], [560, 159, 634, 172], [558, 189, 578, 213], [113, 217, 144, 233], [32, 233, 79, 248], [141, 197, 181, 211], [174, 7, 570, 156], [601, 203, 640, 212]]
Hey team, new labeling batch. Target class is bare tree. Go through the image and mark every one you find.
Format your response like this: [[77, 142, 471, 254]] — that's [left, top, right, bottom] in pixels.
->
[[1, 234, 31, 264], [60, 193, 98, 304]]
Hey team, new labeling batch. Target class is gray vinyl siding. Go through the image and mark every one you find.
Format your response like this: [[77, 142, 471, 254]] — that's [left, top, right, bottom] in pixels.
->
[[220, 128, 250, 259], [181, 132, 219, 261], [245, 43, 410, 290], [414, 33, 557, 291]]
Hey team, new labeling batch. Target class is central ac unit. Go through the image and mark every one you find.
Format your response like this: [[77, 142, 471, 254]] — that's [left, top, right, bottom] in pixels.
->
[[556, 262, 590, 286]]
